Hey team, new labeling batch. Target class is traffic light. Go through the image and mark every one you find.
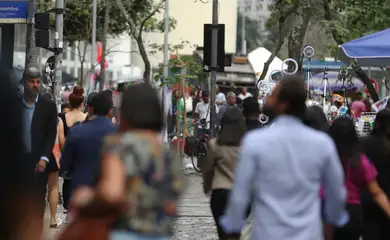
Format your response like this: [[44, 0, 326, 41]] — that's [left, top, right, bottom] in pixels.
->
[[203, 24, 225, 72], [35, 13, 50, 48]]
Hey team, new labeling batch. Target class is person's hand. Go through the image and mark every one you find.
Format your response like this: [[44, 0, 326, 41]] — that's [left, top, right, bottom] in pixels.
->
[[35, 160, 47, 172], [70, 186, 95, 209]]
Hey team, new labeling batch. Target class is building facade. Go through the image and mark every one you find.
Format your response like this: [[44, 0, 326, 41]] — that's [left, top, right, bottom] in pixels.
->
[[131, 0, 238, 73], [238, 0, 272, 29]]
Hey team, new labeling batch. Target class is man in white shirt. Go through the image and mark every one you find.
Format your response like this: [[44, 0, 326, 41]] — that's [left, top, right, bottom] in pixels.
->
[[194, 91, 218, 137], [238, 87, 252, 100]]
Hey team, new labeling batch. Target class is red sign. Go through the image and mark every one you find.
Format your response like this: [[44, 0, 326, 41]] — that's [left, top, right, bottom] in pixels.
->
[[364, 78, 379, 95]]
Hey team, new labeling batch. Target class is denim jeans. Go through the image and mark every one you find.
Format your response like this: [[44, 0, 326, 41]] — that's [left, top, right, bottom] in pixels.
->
[[109, 231, 169, 240]]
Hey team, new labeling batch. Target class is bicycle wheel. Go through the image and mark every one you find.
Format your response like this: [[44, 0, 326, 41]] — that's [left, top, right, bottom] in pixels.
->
[[193, 142, 207, 173]]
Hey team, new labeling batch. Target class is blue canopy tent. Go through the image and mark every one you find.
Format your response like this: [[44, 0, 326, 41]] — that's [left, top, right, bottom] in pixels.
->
[[338, 28, 390, 67], [310, 72, 364, 91], [337, 28, 390, 101]]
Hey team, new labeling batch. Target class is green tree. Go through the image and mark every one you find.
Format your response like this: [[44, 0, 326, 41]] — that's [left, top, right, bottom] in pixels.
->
[[323, 0, 390, 46], [322, 0, 390, 100], [112, 0, 177, 84], [37, 0, 129, 86], [236, 11, 263, 53], [258, 0, 300, 81]]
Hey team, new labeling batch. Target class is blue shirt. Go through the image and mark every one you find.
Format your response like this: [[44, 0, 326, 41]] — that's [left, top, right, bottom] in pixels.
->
[[22, 97, 36, 153], [220, 116, 348, 240]]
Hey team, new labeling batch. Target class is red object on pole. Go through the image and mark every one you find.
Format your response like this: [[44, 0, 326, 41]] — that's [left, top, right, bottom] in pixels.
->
[[365, 78, 379, 95]]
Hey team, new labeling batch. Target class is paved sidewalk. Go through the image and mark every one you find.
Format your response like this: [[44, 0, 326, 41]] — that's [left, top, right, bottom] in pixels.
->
[[44, 175, 217, 239]]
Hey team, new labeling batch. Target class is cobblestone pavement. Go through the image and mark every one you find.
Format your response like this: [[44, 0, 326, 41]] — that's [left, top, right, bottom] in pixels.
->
[[44, 174, 217, 239]]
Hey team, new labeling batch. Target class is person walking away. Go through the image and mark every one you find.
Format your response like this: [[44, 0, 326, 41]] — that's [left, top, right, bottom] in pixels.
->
[[59, 87, 87, 213], [21, 67, 57, 231], [327, 117, 390, 240], [203, 107, 247, 240], [242, 97, 261, 131], [216, 92, 236, 126], [238, 87, 252, 101], [361, 109, 390, 240], [60, 90, 116, 219], [302, 106, 329, 132], [216, 85, 226, 111], [220, 76, 348, 240], [69, 83, 186, 240], [41, 93, 66, 228], [351, 92, 366, 119]]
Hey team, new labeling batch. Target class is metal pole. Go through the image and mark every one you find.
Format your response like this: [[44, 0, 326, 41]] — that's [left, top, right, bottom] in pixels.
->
[[162, 0, 169, 143], [90, 0, 97, 91], [241, 12, 246, 55], [210, 0, 218, 138], [54, 0, 64, 111], [99, 1, 110, 92]]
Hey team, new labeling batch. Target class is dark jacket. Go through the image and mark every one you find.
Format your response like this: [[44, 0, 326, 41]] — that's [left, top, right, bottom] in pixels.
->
[[60, 116, 117, 192], [22, 95, 57, 165]]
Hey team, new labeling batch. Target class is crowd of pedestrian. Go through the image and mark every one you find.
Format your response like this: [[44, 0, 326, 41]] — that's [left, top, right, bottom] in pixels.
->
[[2, 65, 390, 240]]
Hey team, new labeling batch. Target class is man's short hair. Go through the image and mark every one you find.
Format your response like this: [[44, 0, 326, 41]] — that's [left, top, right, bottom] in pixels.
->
[[89, 90, 113, 116], [24, 66, 41, 81], [121, 83, 163, 132], [227, 92, 236, 98], [242, 97, 259, 117], [278, 75, 307, 118]]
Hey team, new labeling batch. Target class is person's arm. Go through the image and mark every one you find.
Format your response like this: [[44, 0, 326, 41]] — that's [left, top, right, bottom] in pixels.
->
[[220, 134, 257, 233], [368, 180, 390, 217], [321, 139, 348, 226], [57, 117, 65, 150], [60, 129, 75, 174], [41, 101, 57, 163], [202, 139, 217, 194], [360, 155, 390, 217]]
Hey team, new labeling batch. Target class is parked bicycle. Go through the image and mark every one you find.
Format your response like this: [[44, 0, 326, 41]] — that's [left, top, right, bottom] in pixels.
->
[[189, 120, 210, 173]]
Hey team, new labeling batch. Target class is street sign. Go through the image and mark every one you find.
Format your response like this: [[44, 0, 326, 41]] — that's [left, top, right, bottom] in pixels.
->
[[0, 1, 28, 24]]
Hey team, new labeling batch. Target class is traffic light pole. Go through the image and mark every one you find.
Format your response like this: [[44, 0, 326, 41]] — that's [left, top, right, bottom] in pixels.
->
[[210, 0, 218, 138], [53, 0, 64, 111]]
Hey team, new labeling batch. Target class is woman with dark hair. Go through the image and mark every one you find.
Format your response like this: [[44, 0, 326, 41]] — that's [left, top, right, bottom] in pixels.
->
[[203, 106, 247, 240], [302, 106, 328, 132], [327, 117, 390, 240], [242, 97, 261, 131], [60, 86, 86, 213], [361, 109, 390, 240]]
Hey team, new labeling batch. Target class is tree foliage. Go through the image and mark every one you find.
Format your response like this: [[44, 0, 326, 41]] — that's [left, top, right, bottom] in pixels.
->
[[151, 41, 204, 87], [37, 0, 128, 44], [323, 0, 390, 45], [112, 0, 177, 84]]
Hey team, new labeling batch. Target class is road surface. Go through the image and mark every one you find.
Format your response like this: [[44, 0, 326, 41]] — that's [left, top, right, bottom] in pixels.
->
[[44, 174, 217, 239]]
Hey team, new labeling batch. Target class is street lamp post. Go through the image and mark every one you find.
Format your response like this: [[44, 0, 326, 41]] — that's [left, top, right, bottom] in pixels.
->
[[90, 0, 97, 91]]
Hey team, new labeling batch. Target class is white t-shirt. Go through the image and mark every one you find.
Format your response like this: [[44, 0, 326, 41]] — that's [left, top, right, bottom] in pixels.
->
[[195, 102, 218, 129], [238, 92, 252, 100]]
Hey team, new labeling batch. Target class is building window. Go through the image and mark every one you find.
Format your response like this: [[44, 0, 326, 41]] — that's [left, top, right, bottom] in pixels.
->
[[108, 71, 114, 80], [69, 67, 75, 76], [77, 67, 82, 79], [70, 46, 76, 61], [256, 4, 263, 10], [63, 43, 68, 60]]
